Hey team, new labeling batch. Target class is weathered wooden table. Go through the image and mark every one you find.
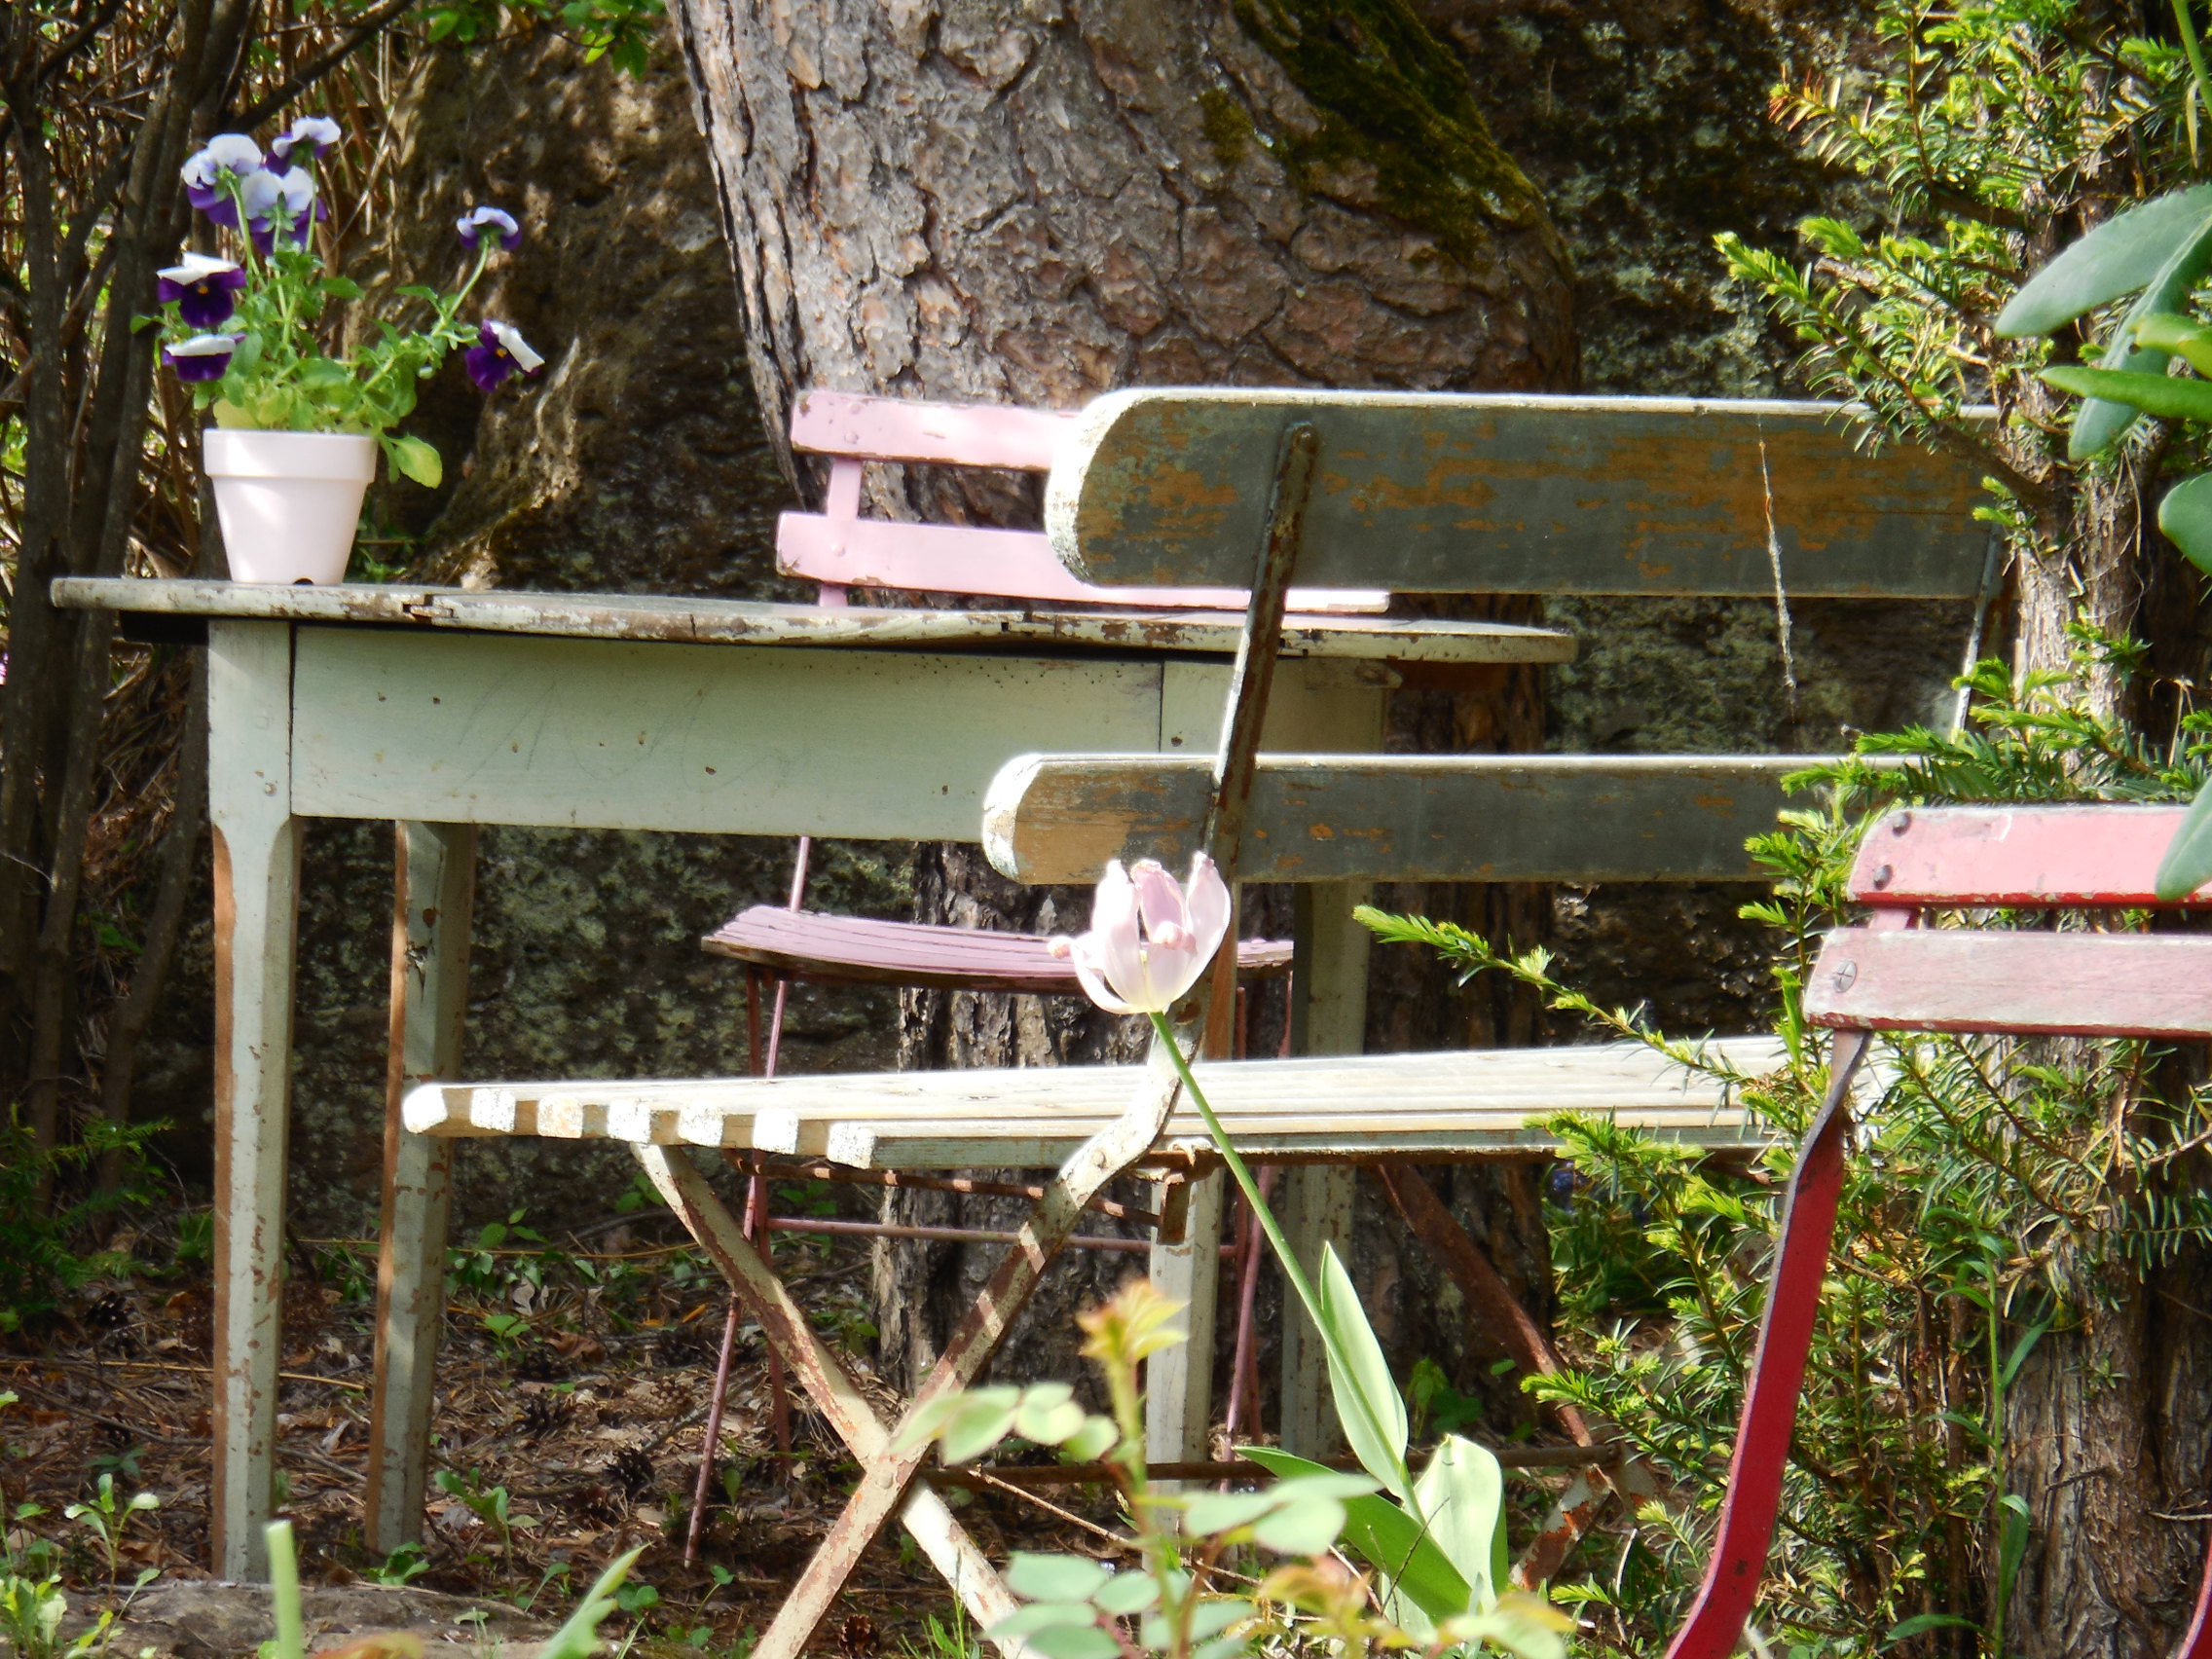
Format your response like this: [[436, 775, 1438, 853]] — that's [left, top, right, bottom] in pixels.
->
[[51, 576, 1572, 1579]]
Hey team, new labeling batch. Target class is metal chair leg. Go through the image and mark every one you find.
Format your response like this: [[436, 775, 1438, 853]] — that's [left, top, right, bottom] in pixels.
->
[[1663, 1029, 1867, 1659]]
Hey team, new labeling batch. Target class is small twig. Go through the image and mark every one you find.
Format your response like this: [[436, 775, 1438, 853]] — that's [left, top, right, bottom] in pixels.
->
[[28, 1354, 368, 1392]]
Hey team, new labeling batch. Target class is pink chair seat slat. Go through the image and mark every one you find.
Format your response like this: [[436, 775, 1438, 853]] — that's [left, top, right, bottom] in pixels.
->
[[1804, 927, 2212, 1040], [775, 512, 1389, 614], [703, 905, 1293, 994], [1846, 803, 2212, 907]]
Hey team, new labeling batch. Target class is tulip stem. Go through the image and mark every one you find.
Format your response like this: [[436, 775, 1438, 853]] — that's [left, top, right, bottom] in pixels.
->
[[1145, 1011, 1411, 1496]]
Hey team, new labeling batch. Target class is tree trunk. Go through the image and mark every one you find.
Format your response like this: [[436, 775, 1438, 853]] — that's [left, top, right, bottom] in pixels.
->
[[671, 0, 1576, 1393], [2000, 398, 2212, 1656]]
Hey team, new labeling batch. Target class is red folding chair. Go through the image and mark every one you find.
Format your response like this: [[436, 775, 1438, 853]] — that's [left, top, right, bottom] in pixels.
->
[[1668, 801, 2212, 1658]]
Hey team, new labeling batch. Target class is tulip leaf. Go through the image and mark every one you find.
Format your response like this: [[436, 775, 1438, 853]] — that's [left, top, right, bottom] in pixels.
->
[[1316, 1243, 1410, 1497], [1996, 184, 2212, 335], [383, 433, 443, 490], [2155, 783, 2212, 901], [1411, 1435, 1507, 1606], [1239, 1447, 1474, 1621], [2159, 473, 2212, 574], [2044, 366, 2212, 425]]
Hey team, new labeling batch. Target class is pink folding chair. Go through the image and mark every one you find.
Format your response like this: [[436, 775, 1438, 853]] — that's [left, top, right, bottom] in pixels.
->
[[683, 390, 1361, 1551]]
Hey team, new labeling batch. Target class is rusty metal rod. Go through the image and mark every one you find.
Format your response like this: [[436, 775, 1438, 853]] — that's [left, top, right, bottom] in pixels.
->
[[760, 1215, 1234, 1254], [926, 1445, 1617, 1491], [725, 1152, 1158, 1229]]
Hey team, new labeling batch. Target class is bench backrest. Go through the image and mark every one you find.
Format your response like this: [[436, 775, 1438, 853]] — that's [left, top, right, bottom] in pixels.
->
[[777, 390, 1386, 613], [1044, 389, 1996, 598], [1805, 805, 2212, 1040]]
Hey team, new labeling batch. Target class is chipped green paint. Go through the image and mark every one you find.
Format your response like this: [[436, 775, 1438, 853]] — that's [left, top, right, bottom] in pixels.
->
[[1231, 0, 1564, 273]]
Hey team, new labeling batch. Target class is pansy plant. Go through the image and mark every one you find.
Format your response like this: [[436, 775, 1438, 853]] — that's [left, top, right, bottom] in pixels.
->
[[151, 121, 544, 489]]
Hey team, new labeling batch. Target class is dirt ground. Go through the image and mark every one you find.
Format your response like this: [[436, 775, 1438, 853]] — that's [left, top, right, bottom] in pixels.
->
[[0, 1210, 1115, 1658]]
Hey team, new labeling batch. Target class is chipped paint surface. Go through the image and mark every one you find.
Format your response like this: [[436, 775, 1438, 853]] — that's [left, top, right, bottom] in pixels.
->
[[55, 577, 1574, 665], [1046, 389, 1993, 595]]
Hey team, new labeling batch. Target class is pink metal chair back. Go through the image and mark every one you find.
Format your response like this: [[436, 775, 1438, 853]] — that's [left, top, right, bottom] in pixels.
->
[[778, 389, 1387, 613], [1668, 802, 2212, 1659]]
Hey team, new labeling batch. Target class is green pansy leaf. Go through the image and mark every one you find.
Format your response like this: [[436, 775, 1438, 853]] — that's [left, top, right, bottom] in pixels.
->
[[2156, 784, 2212, 902], [319, 276, 363, 301], [2159, 473, 2212, 573], [1996, 184, 2212, 336], [1005, 1553, 1111, 1604], [383, 434, 443, 490]]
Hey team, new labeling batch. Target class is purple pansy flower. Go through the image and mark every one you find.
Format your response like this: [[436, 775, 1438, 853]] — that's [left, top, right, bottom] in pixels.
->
[[162, 332, 244, 383], [457, 205, 523, 251], [463, 320, 544, 392], [269, 116, 342, 165], [180, 133, 263, 227], [245, 166, 319, 253], [157, 252, 248, 328]]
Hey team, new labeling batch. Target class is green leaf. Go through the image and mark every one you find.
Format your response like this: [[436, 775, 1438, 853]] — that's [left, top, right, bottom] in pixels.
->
[[2044, 365, 2212, 425], [1005, 1554, 1110, 1603], [1411, 1434, 1506, 1605], [1239, 1448, 1473, 1621], [939, 1386, 1022, 1464], [1014, 1382, 1087, 1446], [1060, 1415, 1119, 1461], [1996, 1493, 2033, 1621], [2156, 783, 2212, 901], [1089, 1572, 1158, 1615], [319, 276, 363, 301], [384, 433, 444, 490], [1020, 1623, 1120, 1659], [1996, 185, 2212, 335], [1882, 1613, 1984, 1645], [1250, 1495, 1346, 1556], [2067, 221, 2212, 458], [2134, 312, 2212, 376], [2159, 474, 2212, 573], [1182, 1491, 1279, 1536], [986, 1604, 1101, 1641], [1316, 1243, 1410, 1497]]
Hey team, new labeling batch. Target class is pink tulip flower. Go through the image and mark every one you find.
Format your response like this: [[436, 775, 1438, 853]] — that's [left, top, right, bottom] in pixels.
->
[[1051, 854, 1232, 1015]]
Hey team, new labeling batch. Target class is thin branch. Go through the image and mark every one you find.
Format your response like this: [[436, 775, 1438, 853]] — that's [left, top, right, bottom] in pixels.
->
[[228, 0, 415, 128]]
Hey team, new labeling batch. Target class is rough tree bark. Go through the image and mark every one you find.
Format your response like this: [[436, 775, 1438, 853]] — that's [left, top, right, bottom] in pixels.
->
[[669, 0, 1575, 1393]]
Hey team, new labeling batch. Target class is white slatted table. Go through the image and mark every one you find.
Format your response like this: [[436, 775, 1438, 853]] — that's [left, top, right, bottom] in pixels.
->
[[50, 575, 1571, 1580]]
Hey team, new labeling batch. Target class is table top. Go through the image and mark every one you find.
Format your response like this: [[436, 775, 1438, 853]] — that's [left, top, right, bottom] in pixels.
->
[[53, 578, 1575, 665]]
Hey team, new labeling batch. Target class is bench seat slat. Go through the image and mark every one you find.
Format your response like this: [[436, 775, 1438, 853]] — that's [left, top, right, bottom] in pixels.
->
[[792, 389, 1080, 469], [405, 1037, 1787, 1164], [1806, 928, 2212, 1038], [1848, 804, 2212, 907]]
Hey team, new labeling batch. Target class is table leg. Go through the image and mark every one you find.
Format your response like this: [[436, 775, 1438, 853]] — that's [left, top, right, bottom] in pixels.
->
[[206, 620, 301, 1581], [366, 821, 477, 1554], [1144, 1170, 1223, 1472], [1280, 881, 1372, 1458]]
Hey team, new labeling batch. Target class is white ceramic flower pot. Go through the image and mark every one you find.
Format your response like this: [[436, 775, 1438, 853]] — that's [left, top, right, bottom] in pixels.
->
[[203, 429, 377, 584]]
